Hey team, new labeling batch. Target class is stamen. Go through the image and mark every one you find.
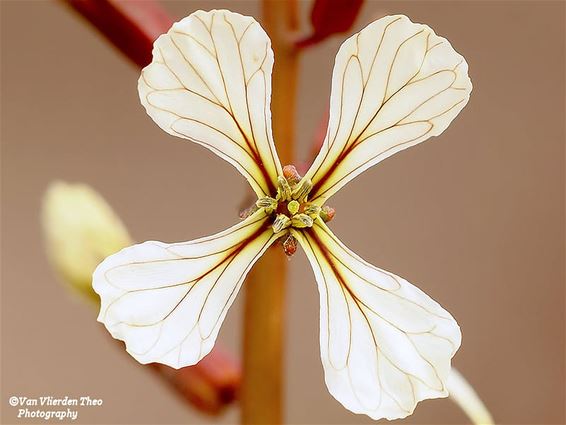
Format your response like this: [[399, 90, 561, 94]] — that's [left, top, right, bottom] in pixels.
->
[[282, 165, 301, 185], [303, 203, 321, 218], [256, 196, 278, 214], [277, 176, 292, 201], [291, 213, 313, 228], [292, 179, 312, 203], [282, 234, 298, 257], [239, 204, 258, 219], [272, 214, 291, 233], [320, 205, 336, 222]]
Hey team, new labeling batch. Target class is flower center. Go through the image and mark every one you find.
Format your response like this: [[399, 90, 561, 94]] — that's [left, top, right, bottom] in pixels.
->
[[254, 165, 335, 235]]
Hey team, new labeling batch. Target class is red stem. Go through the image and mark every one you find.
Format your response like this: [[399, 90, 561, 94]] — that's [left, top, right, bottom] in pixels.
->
[[151, 348, 241, 414], [62, 0, 173, 68]]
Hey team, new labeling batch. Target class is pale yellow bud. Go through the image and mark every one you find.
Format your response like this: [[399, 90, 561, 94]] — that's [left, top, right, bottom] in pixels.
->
[[41, 181, 131, 301]]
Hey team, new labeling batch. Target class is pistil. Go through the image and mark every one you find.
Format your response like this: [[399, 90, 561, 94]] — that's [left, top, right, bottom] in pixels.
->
[[253, 165, 336, 247], [287, 200, 300, 215]]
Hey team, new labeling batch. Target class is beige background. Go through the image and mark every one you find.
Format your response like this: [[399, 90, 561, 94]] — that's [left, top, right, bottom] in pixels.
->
[[1, 1, 564, 424]]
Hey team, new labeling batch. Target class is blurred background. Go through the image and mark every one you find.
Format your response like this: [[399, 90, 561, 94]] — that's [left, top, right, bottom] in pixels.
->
[[1, 1, 564, 424]]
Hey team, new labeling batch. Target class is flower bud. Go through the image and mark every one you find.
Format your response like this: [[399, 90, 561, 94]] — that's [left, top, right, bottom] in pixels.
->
[[296, 0, 364, 48], [42, 181, 242, 415], [239, 204, 259, 219], [42, 181, 131, 301]]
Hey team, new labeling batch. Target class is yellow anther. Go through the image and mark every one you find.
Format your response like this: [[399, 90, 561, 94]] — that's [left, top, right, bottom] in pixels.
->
[[256, 196, 277, 213], [303, 203, 321, 218], [272, 214, 291, 233], [291, 213, 313, 229], [292, 179, 312, 203], [287, 200, 300, 215], [277, 176, 292, 201]]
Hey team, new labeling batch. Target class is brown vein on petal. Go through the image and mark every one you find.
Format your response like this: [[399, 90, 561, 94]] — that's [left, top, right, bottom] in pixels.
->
[[303, 227, 450, 402], [149, 13, 277, 195], [152, 227, 275, 364], [107, 222, 273, 366], [309, 20, 469, 202], [314, 221, 453, 320], [311, 30, 429, 197]]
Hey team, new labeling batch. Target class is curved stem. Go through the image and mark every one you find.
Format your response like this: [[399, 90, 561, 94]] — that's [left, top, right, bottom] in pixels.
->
[[448, 368, 494, 425], [62, 0, 172, 68], [241, 1, 299, 424]]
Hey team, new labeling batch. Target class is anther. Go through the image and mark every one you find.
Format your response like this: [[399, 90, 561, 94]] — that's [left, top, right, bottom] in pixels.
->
[[292, 179, 313, 203], [256, 196, 278, 214], [239, 204, 258, 219], [282, 165, 301, 185], [291, 213, 313, 228], [303, 203, 321, 218], [272, 214, 291, 233], [277, 176, 292, 201], [282, 234, 298, 257], [320, 205, 336, 222]]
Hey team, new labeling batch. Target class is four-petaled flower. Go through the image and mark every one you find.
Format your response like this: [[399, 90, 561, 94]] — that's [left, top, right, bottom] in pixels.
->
[[93, 10, 472, 420]]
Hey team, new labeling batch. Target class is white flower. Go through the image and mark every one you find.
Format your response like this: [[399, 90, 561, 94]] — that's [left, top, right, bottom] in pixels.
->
[[93, 10, 472, 420]]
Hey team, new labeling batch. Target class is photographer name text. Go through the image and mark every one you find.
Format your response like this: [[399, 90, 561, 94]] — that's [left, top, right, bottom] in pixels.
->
[[8, 395, 103, 421], [11, 396, 102, 407]]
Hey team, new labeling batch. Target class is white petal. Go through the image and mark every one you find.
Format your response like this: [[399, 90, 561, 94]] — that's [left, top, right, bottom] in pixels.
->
[[93, 211, 277, 368], [139, 10, 282, 197], [293, 221, 461, 420], [302, 15, 472, 203]]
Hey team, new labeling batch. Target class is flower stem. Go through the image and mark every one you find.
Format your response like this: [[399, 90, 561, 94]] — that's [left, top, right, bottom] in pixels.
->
[[242, 248, 287, 424], [262, 0, 299, 164], [241, 1, 299, 424], [61, 0, 172, 68], [448, 368, 494, 425]]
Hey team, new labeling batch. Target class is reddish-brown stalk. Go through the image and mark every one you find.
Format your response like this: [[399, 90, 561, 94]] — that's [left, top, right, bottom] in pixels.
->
[[241, 1, 299, 424], [62, 0, 172, 68]]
